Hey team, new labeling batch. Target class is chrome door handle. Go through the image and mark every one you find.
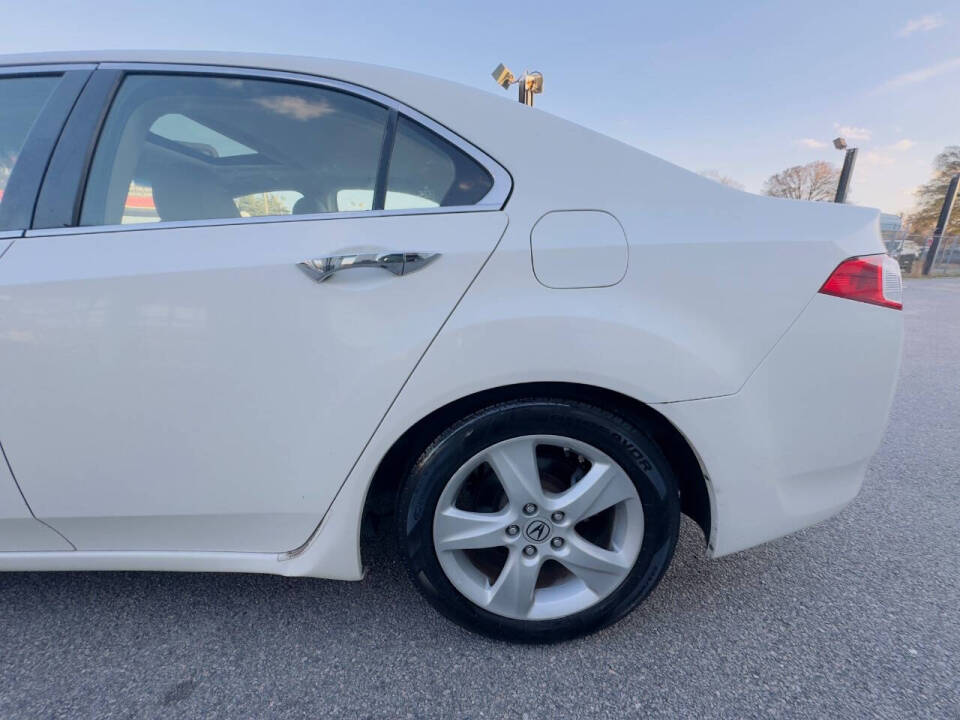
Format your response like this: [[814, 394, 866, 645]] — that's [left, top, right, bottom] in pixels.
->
[[297, 251, 440, 283]]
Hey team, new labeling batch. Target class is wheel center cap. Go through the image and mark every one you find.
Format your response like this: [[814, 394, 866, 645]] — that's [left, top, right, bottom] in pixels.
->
[[524, 519, 552, 543]]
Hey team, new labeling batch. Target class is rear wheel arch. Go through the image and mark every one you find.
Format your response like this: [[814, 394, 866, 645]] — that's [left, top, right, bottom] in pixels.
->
[[360, 382, 712, 556]]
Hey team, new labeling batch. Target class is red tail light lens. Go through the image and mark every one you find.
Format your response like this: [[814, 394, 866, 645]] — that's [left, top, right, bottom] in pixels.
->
[[819, 254, 902, 310]]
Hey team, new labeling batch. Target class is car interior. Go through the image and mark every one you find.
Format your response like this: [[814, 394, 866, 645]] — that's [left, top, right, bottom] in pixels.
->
[[78, 74, 492, 227]]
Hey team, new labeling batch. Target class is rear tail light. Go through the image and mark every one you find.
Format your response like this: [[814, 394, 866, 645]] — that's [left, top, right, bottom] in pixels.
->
[[819, 254, 902, 310]]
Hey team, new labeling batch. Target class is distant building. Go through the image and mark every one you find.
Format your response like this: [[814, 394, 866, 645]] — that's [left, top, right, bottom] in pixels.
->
[[880, 213, 903, 232]]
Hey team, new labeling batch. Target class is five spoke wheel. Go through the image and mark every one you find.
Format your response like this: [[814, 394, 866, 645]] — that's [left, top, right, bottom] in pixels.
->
[[433, 435, 644, 621]]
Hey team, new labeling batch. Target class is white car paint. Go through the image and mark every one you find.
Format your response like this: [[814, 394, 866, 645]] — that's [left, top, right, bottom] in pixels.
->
[[0, 447, 73, 551], [0, 51, 902, 579], [658, 293, 903, 555]]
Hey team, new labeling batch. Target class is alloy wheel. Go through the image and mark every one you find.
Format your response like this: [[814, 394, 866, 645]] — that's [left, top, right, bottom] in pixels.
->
[[432, 434, 644, 620]]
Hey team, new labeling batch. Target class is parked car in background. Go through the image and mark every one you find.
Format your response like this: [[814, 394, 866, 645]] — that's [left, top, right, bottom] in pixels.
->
[[897, 238, 925, 273], [0, 51, 904, 642]]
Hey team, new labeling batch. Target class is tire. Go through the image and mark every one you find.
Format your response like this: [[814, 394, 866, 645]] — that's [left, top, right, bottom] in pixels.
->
[[397, 398, 680, 643]]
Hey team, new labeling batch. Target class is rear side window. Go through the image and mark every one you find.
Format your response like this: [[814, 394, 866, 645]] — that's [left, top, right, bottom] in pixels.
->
[[80, 74, 390, 226], [0, 75, 61, 230], [385, 117, 493, 209]]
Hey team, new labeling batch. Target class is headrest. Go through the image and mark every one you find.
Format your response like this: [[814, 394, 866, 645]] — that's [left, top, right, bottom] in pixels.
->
[[152, 171, 240, 222]]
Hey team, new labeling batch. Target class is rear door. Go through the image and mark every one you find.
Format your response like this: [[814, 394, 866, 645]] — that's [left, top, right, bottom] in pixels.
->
[[0, 64, 93, 551], [0, 65, 509, 552]]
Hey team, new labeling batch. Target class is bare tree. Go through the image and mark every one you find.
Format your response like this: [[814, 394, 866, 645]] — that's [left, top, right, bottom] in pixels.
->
[[762, 161, 839, 201], [698, 169, 745, 191], [905, 146, 960, 235], [235, 192, 291, 217]]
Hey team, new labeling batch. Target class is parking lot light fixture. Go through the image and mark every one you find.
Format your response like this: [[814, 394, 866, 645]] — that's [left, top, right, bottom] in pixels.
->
[[491, 62, 543, 106]]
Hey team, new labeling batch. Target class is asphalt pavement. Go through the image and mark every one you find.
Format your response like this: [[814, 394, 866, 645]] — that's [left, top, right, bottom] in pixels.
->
[[1, 278, 958, 719]]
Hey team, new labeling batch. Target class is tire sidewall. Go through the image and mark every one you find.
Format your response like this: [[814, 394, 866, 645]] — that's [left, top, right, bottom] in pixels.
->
[[398, 399, 680, 643]]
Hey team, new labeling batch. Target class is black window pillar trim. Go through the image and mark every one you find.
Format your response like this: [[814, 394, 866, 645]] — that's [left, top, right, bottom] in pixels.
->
[[31, 68, 124, 230], [372, 108, 399, 211], [0, 67, 94, 232]]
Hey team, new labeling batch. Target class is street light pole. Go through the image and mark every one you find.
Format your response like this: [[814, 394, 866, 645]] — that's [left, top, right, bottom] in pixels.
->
[[921, 173, 960, 276], [834, 146, 858, 204]]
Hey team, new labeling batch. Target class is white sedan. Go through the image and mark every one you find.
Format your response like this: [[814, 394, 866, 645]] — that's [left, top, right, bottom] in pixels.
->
[[0, 51, 903, 642]]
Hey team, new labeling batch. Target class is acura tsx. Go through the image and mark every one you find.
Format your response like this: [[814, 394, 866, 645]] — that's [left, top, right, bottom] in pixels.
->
[[0, 51, 903, 641]]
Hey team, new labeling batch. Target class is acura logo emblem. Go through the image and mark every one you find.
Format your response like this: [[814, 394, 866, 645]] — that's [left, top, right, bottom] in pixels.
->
[[524, 519, 551, 543]]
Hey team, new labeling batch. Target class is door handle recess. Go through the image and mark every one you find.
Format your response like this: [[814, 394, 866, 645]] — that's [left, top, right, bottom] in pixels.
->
[[297, 251, 440, 283]]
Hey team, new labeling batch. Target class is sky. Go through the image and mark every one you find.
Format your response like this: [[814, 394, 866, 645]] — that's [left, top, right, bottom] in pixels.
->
[[3, 0, 958, 215]]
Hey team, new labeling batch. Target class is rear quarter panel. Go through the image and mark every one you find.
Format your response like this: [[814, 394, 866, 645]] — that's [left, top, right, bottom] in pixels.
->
[[392, 102, 887, 405]]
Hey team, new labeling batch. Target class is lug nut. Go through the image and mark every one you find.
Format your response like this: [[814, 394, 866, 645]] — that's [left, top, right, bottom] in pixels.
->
[[551, 511, 565, 523], [522, 503, 538, 515], [550, 537, 564, 549], [523, 545, 537, 557], [506, 524, 520, 536]]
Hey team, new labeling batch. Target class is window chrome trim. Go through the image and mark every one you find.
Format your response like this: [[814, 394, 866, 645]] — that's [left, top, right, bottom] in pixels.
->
[[64, 61, 514, 224], [0, 230, 23, 240], [0, 63, 97, 76]]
